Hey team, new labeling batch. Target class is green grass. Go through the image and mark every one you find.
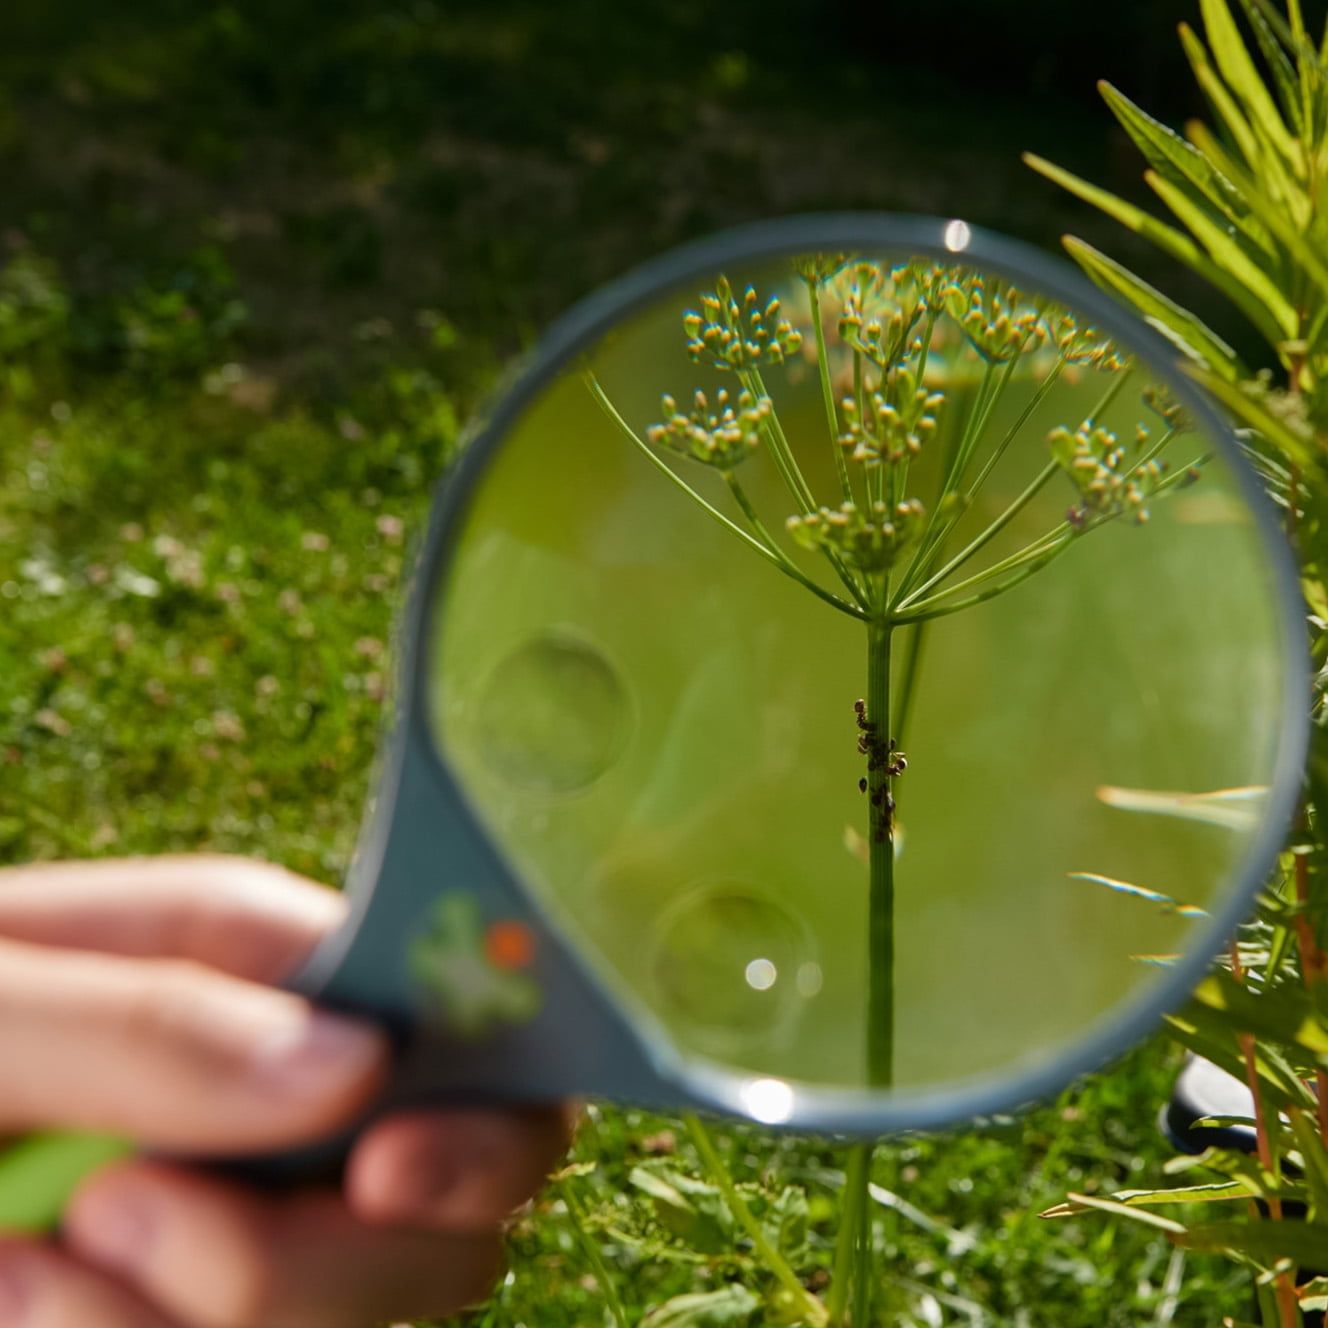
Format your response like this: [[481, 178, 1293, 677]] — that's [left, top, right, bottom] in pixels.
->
[[0, 312, 1254, 1328], [0, 2, 1270, 1322]]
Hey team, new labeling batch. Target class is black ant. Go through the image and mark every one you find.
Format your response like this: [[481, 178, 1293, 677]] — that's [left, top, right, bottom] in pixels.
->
[[854, 700, 906, 839]]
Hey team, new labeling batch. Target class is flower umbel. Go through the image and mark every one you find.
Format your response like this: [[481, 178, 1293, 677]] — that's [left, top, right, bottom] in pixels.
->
[[646, 388, 773, 469], [1049, 418, 1167, 526], [1141, 384, 1191, 433], [786, 498, 926, 573], [836, 262, 931, 370], [839, 364, 944, 468], [684, 277, 803, 371], [1045, 311, 1129, 371], [943, 272, 1046, 363]]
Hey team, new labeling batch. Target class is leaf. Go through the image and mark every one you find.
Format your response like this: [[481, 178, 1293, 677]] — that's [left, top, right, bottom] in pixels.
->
[[1177, 1217, 1328, 1267], [762, 1185, 810, 1268], [1233, 0, 1304, 134], [628, 1166, 735, 1255], [1187, 121, 1328, 298], [1069, 872, 1207, 917], [550, 1160, 598, 1183], [1097, 80, 1253, 226], [868, 1183, 976, 1253], [1061, 236, 1245, 379], [1299, 1275, 1328, 1313], [1143, 170, 1298, 339], [1023, 152, 1288, 348], [638, 1285, 760, 1328], [1287, 1109, 1328, 1221], [1055, 1191, 1188, 1233], [0, 1133, 132, 1234], [1183, 364, 1324, 476], [1165, 1001, 1320, 1112], [1180, 22, 1265, 168], [1193, 970, 1328, 1056], [1096, 783, 1268, 831], [1041, 1180, 1251, 1219], [1200, 0, 1298, 162]]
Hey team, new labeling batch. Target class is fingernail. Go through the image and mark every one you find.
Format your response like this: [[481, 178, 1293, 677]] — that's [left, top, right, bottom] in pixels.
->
[[67, 1189, 155, 1275], [0, 1257, 33, 1323], [252, 1011, 384, 1098]]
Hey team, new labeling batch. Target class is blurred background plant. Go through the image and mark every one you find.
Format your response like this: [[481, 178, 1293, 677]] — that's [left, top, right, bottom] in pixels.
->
[[1024, 1, 1328, 1323], [0, 0, 1311, 1323]]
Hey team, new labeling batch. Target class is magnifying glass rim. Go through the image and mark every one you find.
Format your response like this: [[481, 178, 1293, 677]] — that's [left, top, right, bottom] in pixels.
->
[[410, 211, 1308, 1134]]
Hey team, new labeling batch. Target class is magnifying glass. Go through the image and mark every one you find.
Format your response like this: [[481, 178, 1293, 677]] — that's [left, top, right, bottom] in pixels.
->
[[261, 213, 1306, 1149]]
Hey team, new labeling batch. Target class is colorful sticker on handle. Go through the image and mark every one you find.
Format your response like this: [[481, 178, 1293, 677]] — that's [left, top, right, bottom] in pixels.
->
[[408, 892, 542, 1038]]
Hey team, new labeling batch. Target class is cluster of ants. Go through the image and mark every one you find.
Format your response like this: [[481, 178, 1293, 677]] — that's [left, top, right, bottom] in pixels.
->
[[854, 699, 906, 845]]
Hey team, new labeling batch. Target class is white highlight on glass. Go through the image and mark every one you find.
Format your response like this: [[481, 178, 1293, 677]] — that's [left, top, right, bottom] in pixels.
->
[[745, 957, 777, 991], [943, 219, 972, 253], [741, 1077, 795, 1124], [796, 961, 824, 997]]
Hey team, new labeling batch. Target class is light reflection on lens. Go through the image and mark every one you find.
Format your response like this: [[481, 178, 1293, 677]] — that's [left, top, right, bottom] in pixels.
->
[[745, 957, 777, 991], [741, 1078, 795, 1124]]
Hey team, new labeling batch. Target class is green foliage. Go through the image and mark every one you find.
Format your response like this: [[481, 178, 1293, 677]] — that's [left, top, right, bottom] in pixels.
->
[[0, 2, 1301, 1324], [1029, 1, 1328, 1321]]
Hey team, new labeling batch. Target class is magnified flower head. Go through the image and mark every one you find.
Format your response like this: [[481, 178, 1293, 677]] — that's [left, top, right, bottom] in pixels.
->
[[683, 276, 803, 371], [834, 261, 938, 370], [839, 364, 944, 467], [646, 387, 773, 469], [793, 252, 852, 285], [1141, 384, 1191, 434], [1050, 418, 1167, 526], [1045, 311, 1129, 371], [942, 272, 1046, 363], [786, 497, 926, 573]]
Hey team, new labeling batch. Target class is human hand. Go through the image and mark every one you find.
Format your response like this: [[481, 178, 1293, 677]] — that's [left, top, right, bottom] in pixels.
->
[[0, 855, 573, 1327]]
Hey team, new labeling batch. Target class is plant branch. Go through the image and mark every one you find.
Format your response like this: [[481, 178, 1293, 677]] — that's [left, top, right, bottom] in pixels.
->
[[556, 1177, 631, 1328], [807, 276, 854, 505], [683, 1114, 828, 1327], [586, 372, 867, 620]]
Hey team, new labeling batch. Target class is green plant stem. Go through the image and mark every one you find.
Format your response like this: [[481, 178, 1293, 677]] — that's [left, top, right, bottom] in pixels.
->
[[897, 536, 1075, 623], [683, 1114, 828, 1327], [900, 357, 1128, 603], [896, 459, 1060, 610], [741, 365, 818, 510], [955, 357, 1066, 510], [807, 277, 853, 504], [852, 1168, 876, 1328], [827, 1144, 869, 1328], [723, 473, 870, 616], [893, 621, 928, 750], [898, 423, 1185, 617], [556, 1177, 631, 1328], [742, 365, 868, 604], [586, 372, 867, 621], [894, 357, 1003, 600], [867, 614, 895, 1088]]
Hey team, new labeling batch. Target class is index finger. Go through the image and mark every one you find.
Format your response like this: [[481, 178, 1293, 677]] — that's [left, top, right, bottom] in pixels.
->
[[0, 857, 346, 982]]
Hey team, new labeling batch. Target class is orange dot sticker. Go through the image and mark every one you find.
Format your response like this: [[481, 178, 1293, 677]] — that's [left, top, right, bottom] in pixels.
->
[[484, 919, 536, 971]]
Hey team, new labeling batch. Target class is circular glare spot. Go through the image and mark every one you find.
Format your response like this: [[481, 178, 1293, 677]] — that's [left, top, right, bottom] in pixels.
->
[[745, 957, 777, 991], [944, 219, 972, 252], [796, 961, 824, 997], [741, 1078, 794, 1125]]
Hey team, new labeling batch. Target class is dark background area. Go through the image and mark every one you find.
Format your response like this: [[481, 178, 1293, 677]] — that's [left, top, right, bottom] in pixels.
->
[[0, 0, 1250, 403]]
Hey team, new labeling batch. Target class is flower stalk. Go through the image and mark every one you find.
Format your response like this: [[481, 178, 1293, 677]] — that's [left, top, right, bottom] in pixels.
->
[[591, 254, 1198, 1319]]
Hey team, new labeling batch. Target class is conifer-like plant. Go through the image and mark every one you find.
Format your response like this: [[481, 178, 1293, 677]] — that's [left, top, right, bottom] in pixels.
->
[[1025, 1, 1328, 1324]]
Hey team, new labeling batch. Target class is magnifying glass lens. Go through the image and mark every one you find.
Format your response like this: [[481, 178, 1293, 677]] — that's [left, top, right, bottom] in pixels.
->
[[426, 248, 1289, 1102]]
